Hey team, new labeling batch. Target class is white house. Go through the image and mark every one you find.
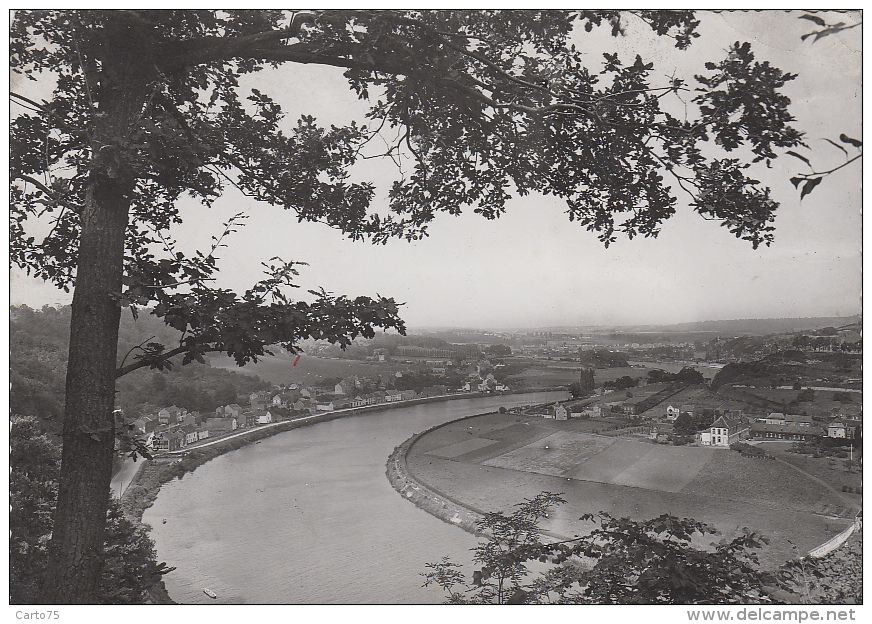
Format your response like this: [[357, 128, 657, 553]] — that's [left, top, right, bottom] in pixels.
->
[[701, 415, 750, 447], [827, 422, 857, 439], [665, 405, 681, 421], [554, 403, 573, 420], [183, 425, 198, 446]]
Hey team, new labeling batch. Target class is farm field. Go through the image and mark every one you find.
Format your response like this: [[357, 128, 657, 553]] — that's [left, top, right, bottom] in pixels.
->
[[628, 360, 723, 380], [406, 413, 856, 570], [754, 443, 863, 493], [637, 385, 751, 419], [506, 363, 652, 390], [728, 386, 862, 418]]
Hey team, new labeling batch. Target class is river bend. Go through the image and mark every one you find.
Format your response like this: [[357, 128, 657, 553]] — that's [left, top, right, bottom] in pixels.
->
[[143, 392, 566, 604]]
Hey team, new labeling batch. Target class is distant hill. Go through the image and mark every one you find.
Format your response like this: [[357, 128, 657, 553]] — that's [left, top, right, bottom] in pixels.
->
[[9, 305, 270, 437], [621, 315, 862, 337]]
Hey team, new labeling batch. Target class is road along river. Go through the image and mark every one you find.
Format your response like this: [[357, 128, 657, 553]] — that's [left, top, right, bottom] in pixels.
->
[[143, 391, 567, 604]]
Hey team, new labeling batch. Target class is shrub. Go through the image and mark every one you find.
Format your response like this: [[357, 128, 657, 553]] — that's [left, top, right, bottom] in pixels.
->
[[10, 415, 172, 603], [423, 494, 774, 604]]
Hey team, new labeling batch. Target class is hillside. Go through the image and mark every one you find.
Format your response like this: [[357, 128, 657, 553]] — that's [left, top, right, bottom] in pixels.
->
[[624, 315, 862, 336], [9, 305, 270, 435]]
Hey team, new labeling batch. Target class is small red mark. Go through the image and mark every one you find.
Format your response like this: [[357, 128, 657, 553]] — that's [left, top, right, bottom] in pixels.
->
[[293, 355, 301, 367]]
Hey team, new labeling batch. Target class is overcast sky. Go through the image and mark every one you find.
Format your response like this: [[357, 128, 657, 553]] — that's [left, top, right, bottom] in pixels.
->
[[8, 10, 862, 329]]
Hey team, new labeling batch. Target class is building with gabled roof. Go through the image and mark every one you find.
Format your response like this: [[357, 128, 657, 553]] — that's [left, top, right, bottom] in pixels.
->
[[252, 408, 273, 424], [554, 403, 573, 420], [699, 414, 750, 447], [205, 416, 237, 433], [752, 422, 824, 441]]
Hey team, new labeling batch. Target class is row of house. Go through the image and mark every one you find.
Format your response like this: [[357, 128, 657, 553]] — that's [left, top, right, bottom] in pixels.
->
[[130, 362, 513, 454], [135, 403, 277, 452], [345, 389, 419, 409], [535, 399, 860, 450], [696, 412, 860, 448]]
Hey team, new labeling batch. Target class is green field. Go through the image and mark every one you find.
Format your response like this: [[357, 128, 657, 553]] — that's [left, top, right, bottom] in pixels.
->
[[406, 413, 855, 569]]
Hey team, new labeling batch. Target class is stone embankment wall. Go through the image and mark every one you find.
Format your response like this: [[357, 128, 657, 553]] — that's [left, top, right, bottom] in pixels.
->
[[385, 413, 496, 537], [807, 514, 863, 559]]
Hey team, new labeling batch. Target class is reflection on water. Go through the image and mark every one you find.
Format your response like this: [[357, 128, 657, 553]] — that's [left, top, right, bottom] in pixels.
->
[[144, 392, 566, 604]]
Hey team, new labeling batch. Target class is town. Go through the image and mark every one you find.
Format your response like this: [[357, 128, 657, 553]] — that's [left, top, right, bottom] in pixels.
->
[[125, 361, 513, 453], [127, 318, 862, 458]]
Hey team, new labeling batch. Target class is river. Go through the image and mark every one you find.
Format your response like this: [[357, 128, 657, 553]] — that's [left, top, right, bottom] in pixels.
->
[[143, 391, 567, 604]]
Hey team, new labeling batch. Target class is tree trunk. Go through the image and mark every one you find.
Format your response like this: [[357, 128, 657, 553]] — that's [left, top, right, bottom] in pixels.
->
[[41, 29, 153, 600], [41, 175, 131, 603]]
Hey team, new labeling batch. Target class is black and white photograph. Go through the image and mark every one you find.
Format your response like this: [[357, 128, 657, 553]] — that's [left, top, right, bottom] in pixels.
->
[[8, 8, 863, 614]]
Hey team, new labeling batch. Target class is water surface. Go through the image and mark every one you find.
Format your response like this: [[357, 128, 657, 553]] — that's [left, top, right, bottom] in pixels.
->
[[144, 392, 566, 604]]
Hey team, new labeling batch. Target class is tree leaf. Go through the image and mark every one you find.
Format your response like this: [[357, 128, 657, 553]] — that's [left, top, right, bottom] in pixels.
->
[[785, 151, 811, 166], [789, 177, 804, 189], [839, 134, 862, 148], [799, 14, 827, 27], [800, 177, 823, 200]]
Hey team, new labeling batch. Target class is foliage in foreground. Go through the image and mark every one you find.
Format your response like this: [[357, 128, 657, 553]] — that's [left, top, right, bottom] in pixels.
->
[[9, 415, 173, 604], [423, 493, 775, 604]]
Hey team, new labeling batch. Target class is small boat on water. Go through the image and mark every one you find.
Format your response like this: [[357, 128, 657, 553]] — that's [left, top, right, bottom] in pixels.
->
[[203, 588, 217, 599]]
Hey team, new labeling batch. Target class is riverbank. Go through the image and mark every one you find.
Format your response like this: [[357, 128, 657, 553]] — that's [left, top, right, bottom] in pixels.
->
[[126, 389, 549, 519], [385, 412, 493, 536], [384, 405, 568, 542]]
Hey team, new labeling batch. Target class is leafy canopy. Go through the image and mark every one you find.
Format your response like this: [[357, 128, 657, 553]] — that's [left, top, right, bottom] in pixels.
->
[[11, 10, 804, 371], [423, 493, 776, 604]]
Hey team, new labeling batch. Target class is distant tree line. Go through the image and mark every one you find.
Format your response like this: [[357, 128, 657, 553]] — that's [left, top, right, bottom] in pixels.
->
[[603, 376, 639, 391], [569, 368, 596, 398], [647, 367, 705, 385]]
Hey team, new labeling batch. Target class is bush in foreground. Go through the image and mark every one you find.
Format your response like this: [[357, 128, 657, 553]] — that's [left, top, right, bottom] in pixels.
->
[[10, 415, 173, 604], [423, 493, 776, 604]]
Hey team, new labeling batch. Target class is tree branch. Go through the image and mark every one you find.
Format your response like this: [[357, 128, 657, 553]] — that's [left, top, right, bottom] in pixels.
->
[[117, 335, 157, 372], [115, 344, 221, 378], [10, 92, 88, 136], [795, 152, 862, 179]]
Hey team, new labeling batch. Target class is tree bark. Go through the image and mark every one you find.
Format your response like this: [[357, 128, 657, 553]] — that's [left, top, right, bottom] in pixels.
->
[[42, 27, 153, 601], [41, 175, 131, 603]]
